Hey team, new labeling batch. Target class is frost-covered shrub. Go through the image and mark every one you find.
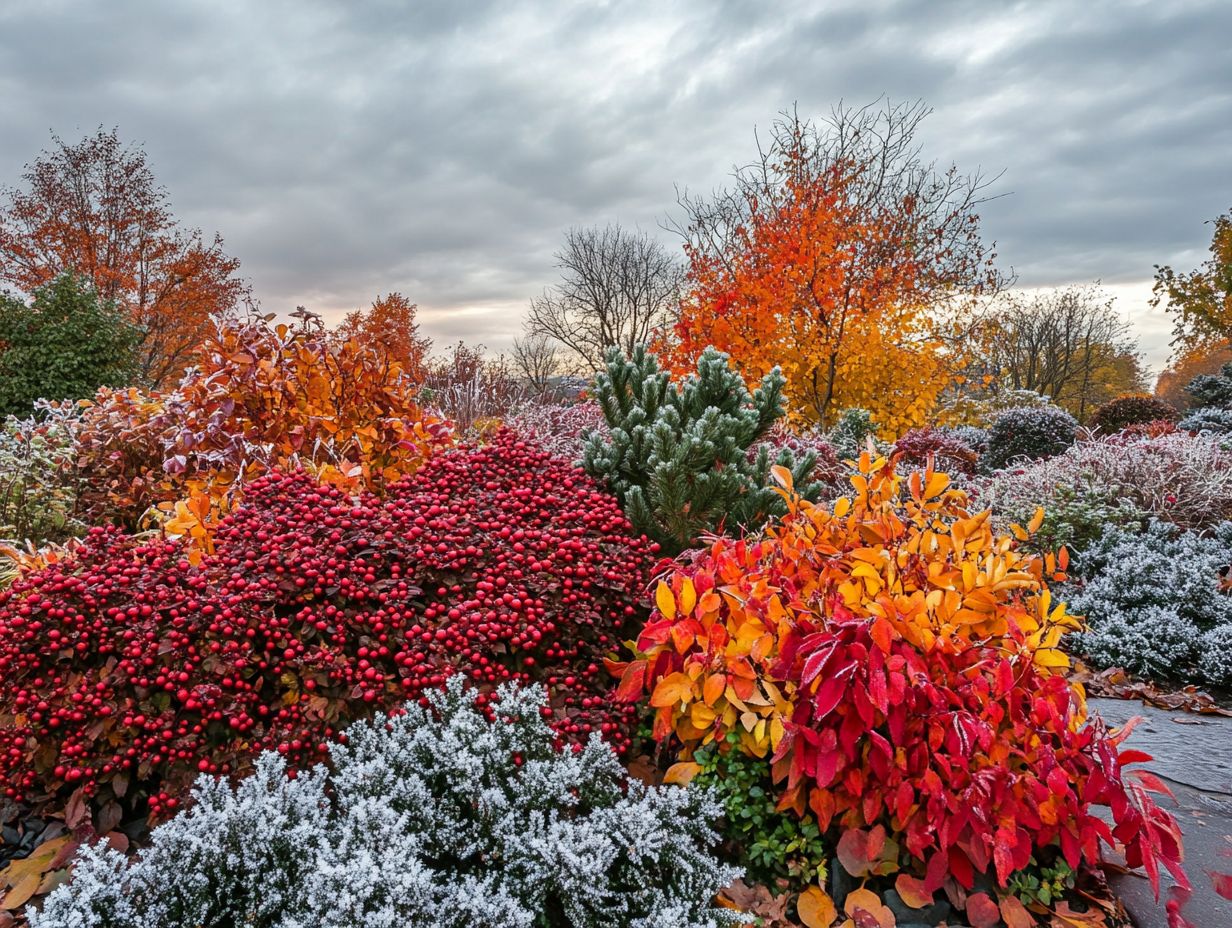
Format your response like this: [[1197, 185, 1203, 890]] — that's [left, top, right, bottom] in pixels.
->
[[982, 405, 1078, 470], [752, 423, 847, 499], [981, 431, 1232, 543], [1090, 395, 1177, 434], [826, 407, 886, 460], [940, 423, 989, 457], [936, 387, 1053, 429], [1179, 407, 1232, 435], [892, 427, 979, 476], [982, 471, 1147, 556], [33, 679, 741, 928], [1185, 361, 1232, 410], [505, 400, 606, 461], [1065, 521, 1232, 686], [0, 402, 84, 547]]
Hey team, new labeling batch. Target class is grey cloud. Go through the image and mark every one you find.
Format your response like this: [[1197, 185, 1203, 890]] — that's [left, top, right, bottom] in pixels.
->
[[1, 0, 1229, 371]]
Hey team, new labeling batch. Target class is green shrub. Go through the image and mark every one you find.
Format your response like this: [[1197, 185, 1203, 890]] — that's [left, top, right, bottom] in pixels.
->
[[0, 272, 143, 417], [694, 736, 828, 893], [826, 407, 885, 460], [0, 402, 83, 546], [582, 345, 819, 554]]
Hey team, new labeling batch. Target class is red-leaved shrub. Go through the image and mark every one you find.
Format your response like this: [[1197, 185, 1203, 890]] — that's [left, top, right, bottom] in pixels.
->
[[892, 426, 978, 475], [621, 456, 1186, 909], [0, 431, 657, 827], [1090, 394, 1178, 434]]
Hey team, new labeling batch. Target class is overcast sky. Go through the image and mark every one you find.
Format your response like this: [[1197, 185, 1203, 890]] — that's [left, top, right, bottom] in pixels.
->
[[2, 0, 1229, 374]]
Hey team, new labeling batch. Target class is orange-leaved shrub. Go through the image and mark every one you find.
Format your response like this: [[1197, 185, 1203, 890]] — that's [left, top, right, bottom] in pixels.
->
[[73, 313, 453, 558], [614, 453, 1186, 916]]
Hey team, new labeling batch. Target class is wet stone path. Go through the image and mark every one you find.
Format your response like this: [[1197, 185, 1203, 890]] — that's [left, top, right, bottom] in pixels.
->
[[1090, 697, 1232, 927]]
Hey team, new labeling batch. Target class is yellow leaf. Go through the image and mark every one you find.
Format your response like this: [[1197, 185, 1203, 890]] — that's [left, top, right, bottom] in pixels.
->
[[649, 672, 694, 707], [655, 582, 676, 620], [679, 577, 697, 615], [797, 886, 838, 928]]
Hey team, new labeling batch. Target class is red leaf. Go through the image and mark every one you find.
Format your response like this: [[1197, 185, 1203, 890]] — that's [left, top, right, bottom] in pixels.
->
[[965, 892, 1000, 928], [1133, 769, 1176, 799], [614, 660, 646, 703], [1208, 870, 1232, 900], [837, 828, 874, 877]]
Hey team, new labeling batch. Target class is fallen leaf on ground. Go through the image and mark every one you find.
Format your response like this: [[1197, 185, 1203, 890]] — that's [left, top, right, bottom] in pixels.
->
[[797, 885, 838, 928]]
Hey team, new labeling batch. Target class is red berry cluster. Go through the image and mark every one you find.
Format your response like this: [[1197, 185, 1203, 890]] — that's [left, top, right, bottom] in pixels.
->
[[0, 430, 659, 825]]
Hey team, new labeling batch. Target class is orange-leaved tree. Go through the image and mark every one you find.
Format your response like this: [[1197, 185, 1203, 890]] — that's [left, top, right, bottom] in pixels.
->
[[0, 128, 249, 387], [332, 292, 431, 382], [1155, 341, 1232, 409], [666, 102, 1004, 434]]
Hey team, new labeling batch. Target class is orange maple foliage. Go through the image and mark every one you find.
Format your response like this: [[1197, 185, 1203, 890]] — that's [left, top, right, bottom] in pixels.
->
[[666, 106, 1000, 434], [0, 128, 249, 387], [332, 292, 431, 382]]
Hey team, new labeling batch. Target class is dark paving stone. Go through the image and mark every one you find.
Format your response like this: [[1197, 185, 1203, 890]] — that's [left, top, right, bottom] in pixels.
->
[[1091, 698, 1232, 927]]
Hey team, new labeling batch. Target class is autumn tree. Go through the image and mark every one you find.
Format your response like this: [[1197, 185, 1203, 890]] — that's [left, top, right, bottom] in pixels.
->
[[1152, 207, 1232, 350], [1155, 342, 1232, 409], [525, 223, 683, 370], [985, 285, 1146, 421], [0, 128, 249, 387], [666, 101, 1003, 433], [332, 292, 430, 382]]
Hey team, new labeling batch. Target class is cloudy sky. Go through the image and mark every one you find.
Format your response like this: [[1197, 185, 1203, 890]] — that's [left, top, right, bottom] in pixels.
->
[[2, 0, 1229, 375]]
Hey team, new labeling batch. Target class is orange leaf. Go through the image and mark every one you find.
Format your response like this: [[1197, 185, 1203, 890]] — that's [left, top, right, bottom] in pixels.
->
[[663, 762, 702, 786], [999, 894, 1036, 928], [649, 672, 693, 708], [893, 874, 933, 909], [843, 888, 895, 928], [796, 885, 838, 928]]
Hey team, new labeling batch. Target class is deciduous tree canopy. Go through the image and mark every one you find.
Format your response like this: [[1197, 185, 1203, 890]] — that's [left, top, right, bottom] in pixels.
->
[[984, 285, 1146, 421], [332, 292, 430, 383], [664, 101, 1003, 433], [0, 128, 249, 387], [1153, 208, 1232, 350], [0, 272, 142, 417]]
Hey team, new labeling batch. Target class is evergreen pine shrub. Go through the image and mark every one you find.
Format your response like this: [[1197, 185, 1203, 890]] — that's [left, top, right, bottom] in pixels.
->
[[582, 346, 818, 554]]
